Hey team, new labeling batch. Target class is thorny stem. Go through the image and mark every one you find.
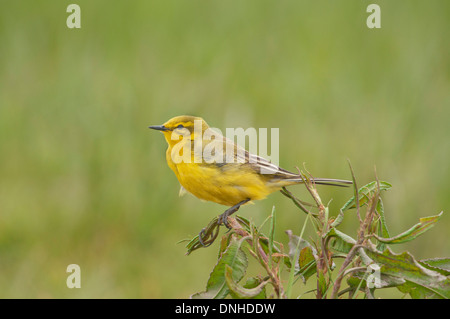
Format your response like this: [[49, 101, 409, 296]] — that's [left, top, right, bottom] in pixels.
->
[[298, 169, 335, 299], [330, 176, 381, 299], [329, 244, 362, 299], [227, 217, 285, 299], [297, 167, 324, 211]]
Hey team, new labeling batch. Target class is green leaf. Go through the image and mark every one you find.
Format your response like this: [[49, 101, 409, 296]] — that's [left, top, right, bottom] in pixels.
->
[[299, 246, 315, 269], [373, 212, 443, 244], [420, 258, 450, 276], [225, 266, 268, 299], [286, 230, 317, 271], [341, 181, 392, 212], [218, 232, 232, 259], [326, 228, 356, 254], [365, 247, 450, 299], [347, 270, 406, 291], [397, 281, 447, 299], [297, 246, 317, 282], [331, 181, 392, 228], [285, 230, 318, 283], [376, 199, 390, 251], [191, 236, 248, 299]]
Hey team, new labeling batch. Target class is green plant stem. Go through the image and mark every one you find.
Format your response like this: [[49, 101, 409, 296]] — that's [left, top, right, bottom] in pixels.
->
[[286, 213, 311, 299]]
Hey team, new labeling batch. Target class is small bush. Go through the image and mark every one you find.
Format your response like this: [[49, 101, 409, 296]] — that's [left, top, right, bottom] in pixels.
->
[[185, 166, 449, 299]]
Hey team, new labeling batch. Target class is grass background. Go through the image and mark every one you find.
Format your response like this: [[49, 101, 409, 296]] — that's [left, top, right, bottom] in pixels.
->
[[0, 0, 449, 298]]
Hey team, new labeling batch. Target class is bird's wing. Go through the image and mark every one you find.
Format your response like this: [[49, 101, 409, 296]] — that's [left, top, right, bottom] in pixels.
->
[[196, 133, 352, 186], [219, 135, 299, 178]]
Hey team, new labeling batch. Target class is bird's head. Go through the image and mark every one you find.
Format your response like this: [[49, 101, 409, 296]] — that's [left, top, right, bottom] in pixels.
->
[[149, 115, 209, 147]]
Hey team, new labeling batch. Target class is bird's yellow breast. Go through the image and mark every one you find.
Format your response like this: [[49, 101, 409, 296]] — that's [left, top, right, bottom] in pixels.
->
[[165, 146, 275, 206]]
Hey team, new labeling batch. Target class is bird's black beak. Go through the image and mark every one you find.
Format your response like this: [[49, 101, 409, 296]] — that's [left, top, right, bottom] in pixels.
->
[[148, 125, 170, 131]]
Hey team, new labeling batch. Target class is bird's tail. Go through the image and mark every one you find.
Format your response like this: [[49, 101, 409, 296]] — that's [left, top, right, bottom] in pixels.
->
[[311, 178, 353, 187], [283, 177, 353, 187]]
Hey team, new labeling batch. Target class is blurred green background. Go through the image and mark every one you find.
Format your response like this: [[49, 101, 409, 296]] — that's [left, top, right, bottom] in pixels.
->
[[0, 0, 449, 298]]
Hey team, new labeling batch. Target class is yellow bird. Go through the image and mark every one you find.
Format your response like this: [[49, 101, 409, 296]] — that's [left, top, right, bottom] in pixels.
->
[[149, 115, 351, 243]]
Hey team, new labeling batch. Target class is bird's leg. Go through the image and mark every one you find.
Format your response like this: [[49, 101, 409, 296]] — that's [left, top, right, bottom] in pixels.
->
[[217, 198, 251, 229], [197, 198, 250, 248]]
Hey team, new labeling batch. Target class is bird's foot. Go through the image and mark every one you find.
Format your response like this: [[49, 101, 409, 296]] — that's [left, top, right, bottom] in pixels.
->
[[198, 198, 250, 248]]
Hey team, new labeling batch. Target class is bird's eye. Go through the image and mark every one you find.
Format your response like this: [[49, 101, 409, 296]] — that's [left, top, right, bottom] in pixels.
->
[[176, 124, 184, 129]]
